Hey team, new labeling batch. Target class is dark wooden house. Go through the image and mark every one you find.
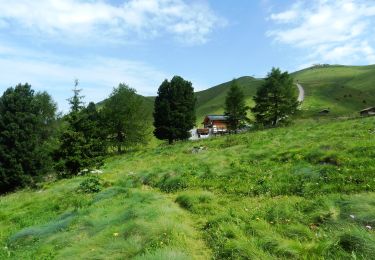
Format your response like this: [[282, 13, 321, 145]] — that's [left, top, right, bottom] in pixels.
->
[[203, 115, 228, 133], [318, 109, 330, 114], [359, 107, 375, 116]]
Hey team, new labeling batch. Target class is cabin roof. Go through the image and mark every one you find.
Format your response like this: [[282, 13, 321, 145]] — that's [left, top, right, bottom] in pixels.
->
[[360, 107, 375, 112], [206, 115, 228, 121]]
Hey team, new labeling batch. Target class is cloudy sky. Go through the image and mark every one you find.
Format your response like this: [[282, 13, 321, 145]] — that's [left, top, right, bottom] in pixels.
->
[[0, 0, 374, 111]]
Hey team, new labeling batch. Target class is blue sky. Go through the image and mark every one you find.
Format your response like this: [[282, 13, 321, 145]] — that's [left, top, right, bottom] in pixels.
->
[[0, 0, 375, 111]]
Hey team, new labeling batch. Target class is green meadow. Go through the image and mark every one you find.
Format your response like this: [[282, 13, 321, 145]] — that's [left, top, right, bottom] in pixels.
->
[[191, 65, 375, 126], [293, 65, 375, 118], [1, 116, 374, 259]]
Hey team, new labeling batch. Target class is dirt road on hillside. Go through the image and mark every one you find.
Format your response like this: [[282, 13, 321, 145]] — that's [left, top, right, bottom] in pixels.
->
[[296, 83, 304, 102]]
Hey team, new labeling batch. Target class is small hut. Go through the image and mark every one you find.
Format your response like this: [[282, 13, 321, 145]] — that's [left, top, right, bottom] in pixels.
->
[[203, 115, 228, 134], [359, 107, 375, 116], [318, 109, 330, 114]]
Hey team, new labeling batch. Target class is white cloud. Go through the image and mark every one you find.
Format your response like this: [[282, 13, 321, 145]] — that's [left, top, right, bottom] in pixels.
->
[[268, 0, 375, 66], [0, 0, 225, 45], [0, 44, 169, 111]]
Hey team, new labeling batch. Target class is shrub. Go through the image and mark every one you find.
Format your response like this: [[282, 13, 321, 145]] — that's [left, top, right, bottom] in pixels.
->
[[338, 231, 375, 257], [175, 194, 194, 211], [78, 175, 103, 193], [157, 174, 187, 193]]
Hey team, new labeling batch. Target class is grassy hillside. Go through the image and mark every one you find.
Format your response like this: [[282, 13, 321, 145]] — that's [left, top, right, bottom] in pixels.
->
[[293, 65, 375, 118], [194, 77, 262, 126], [1, 116, 375, 259], [124, 65, 375, 126], [142, 77, 262, 127]]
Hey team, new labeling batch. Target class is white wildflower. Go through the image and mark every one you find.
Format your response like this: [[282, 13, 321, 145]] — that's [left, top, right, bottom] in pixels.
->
[[350, 214, 355, 219], [90, 169, 103, 174]]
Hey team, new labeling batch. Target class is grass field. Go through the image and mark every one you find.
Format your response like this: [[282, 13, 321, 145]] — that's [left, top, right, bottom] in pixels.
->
[[1, 116, 374, 259], [195, 65, 375, 124], [137, 65, 375, 127], [292, 65, 375, 118], [194, 76, 262, 125]]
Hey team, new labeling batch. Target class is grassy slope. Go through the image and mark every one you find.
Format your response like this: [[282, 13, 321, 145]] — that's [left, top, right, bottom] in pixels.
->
[[194, 77, 263, 126], [118, 65, 375, 126], [143, 76, 262, 127], [293, 65, 375, 118], [1, 117, 375, 259]]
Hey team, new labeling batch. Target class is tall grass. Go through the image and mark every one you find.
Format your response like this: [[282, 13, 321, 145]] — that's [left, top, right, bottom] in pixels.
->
[[1, 117, 374, 259]]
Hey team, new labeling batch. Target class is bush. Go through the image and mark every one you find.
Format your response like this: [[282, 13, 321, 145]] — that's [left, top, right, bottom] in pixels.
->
[[338, 231, 375, 257], [78, 175, 103, 193], [157, 174, 187, 193], [175, 194, 194, 211]]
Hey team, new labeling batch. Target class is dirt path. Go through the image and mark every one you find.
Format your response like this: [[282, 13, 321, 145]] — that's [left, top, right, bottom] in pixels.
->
[[296, 83, 304, 102]]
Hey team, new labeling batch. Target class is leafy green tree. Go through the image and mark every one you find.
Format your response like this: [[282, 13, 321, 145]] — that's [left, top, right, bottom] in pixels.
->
[[224, 79, 249, 132], [0, 84, 57, 193], [102, 83, 150, 153], [252, 68, 299, 126], [153, 76, 196, 144]]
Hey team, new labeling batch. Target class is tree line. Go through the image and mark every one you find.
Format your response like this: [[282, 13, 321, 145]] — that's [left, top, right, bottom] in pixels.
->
[[0, 68, 298, 194]]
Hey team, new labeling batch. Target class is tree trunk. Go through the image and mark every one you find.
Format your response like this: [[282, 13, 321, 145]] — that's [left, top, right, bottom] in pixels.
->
[[168, 138, 173, 145]]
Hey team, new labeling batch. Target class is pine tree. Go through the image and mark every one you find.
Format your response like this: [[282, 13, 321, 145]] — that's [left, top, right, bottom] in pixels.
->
[[153, 76, 196, 144], [68, 79, 84, 113], [55, 82, 106, 177], [0, 84, 56, 193], [224, 79, 249, 132], [252, 68, 299, 126], [102, 84, 150, 153]]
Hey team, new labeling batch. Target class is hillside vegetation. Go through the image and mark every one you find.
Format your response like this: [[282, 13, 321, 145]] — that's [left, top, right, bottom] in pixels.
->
[[138, 65, 375, 127], [291, 65, 375, 118], [194, 76, 262, 125], [1, 116, 374, 259], [195, 65, 375, 124]]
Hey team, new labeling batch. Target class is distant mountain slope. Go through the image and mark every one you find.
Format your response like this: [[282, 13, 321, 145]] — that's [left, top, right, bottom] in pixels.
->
[[194, 76, 263, 126], [292, 65, 375, 117], [111, 65, 375, 125]]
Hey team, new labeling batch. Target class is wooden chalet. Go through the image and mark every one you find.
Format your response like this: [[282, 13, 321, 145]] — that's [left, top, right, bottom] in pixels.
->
[[202, 115, 228, 134], [359, 107, 375, 116]]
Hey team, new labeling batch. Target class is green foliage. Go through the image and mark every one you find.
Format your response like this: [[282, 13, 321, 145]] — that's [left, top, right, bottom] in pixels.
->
[[159, 176, 187, 193], [224, 79, 250, 131], [195, 76, 262, 125], [78, 175, 103, 193], [55, 86, 106, 177], [292, 65, 375, 118], [1, 116, 374, 259], [252, 68, 299, 126], [153, 76, 196, 144], [0, 84, 57, 193], [102, 83, 150, 153], [67, 79, 84, 113]]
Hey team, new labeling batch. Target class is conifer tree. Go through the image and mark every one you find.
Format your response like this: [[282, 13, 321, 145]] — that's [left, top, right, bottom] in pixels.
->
[[153, 76, 196, 144], [224, 79, 249, 132], [55, 82, 105, 177], [68, 79, 84, 113], [0, 84, 56, 193], [252, 68, 299, 126]]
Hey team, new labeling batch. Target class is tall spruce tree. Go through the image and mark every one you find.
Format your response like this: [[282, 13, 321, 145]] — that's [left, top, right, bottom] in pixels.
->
[[0, 84, 57, 193], [153, 76, 196, 144], [55, 82, 105, 177], [68, 79, 84, 113], [102, 84, 150, 153], [252, 68, 299, 126], [224, 79, 249, 132]]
